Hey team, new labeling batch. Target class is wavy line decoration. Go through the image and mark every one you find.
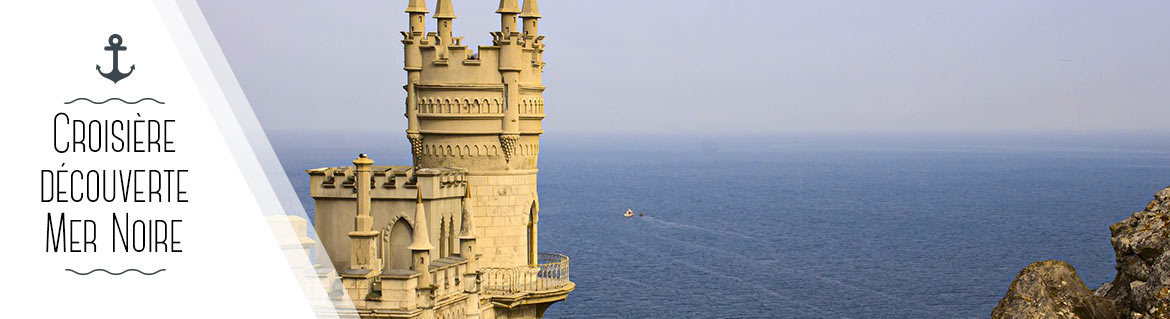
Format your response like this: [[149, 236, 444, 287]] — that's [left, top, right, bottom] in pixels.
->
[[65, 268, 166, 276], [64, 98, 165, 105]]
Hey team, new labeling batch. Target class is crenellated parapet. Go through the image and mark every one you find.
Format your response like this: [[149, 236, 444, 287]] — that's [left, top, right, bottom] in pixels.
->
[[308, 166, 468, 199]]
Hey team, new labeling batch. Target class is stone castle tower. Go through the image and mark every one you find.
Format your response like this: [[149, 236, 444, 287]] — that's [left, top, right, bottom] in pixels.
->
[[404, 0, 547, 270], [306, 0, 572, 318]]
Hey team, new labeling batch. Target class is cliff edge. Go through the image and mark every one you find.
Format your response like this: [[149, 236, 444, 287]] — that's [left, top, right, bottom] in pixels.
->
[[992, 186, 1170, 319]]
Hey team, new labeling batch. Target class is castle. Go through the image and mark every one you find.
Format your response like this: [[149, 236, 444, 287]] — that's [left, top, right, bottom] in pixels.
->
[[305, 0, 573, 318]]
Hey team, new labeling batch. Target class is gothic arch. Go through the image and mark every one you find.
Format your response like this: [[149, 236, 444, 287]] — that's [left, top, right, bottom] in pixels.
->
[[383, 216, 414, 271], [527, 197, 539, 265], [386, 213, 414, 230], [448, 215, 457, 258], [439, 217, 448, 257]]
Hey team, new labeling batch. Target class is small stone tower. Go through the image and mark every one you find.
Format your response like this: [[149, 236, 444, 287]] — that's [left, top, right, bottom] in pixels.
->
[[403, 0, 547, 269]]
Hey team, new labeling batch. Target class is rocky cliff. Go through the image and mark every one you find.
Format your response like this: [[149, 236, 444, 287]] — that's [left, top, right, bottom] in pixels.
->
[[992, 186, 1170, 319]]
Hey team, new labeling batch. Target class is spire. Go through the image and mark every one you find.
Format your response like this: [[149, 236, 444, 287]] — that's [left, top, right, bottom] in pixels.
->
[[406, 0, 429, 13], [520, 0, 540, 18], [496, 0, 520, 14], [434, 0, 455, 19], [459, 187, 476, 238], [407, 189, 434, 251]]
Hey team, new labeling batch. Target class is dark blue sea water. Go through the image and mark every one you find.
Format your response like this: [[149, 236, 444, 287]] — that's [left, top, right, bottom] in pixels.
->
[[272, 133, 1170, 319]]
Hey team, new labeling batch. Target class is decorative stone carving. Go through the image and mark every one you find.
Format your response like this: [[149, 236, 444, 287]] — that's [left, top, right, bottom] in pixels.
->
[[499, 134, 519, 162], [408, 132, 423, 168]]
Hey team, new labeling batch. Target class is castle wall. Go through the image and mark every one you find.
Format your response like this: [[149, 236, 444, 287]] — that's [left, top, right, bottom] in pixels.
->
[[314, 197, 464, 272], [309, 167, 468, 272], [466, 172, 537, 268]]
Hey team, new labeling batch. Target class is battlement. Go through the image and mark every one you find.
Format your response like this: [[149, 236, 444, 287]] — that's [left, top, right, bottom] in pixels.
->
[[306, 166, 468, 200], [413, 43, 546, 87]]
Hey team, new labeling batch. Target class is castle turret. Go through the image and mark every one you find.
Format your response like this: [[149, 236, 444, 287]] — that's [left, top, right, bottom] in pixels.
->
[[406, 0, 428, 34], [459, 187, 483, 317], [408, 189, 434, 287], [348, 154, 379, 271], [496, 0, 520, 35], [497, 0, 523, 162], [458, 187, 478, 271], [403, 0, 429, 168], [520, 0, 540, 39], [434, 0, 455, 43]]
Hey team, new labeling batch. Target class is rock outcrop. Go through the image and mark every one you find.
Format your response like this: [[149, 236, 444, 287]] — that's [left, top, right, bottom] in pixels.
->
[[993, 186, 1170, 319], [1098, 187, 1170, 318], [991, 260, 1117, 319]]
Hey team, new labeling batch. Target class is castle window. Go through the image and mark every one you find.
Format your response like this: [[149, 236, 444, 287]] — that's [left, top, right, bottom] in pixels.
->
[[439, 218, 448, 257], [385, 219, 413, 271], [448, 218, 456, 258]]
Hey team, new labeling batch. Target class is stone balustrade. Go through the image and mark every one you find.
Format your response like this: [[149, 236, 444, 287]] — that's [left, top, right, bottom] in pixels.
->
[[480, 253, 570, 295]]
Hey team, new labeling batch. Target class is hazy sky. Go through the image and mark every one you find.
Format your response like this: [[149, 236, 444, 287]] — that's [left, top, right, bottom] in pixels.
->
[[197, 0, 1169, 135]]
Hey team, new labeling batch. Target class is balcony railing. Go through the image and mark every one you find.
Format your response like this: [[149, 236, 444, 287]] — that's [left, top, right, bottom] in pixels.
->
[[481, 253, 570, 295]]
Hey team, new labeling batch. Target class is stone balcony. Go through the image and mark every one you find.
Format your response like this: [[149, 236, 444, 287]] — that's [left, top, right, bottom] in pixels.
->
[[480, 253, 574, 308]]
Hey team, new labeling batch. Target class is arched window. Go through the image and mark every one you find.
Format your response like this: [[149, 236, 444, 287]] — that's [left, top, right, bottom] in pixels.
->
[[386, 219, 414, 271], [527, 200, 538, 266], [441, 218, 448, 258], [449, 216, 457, 257]]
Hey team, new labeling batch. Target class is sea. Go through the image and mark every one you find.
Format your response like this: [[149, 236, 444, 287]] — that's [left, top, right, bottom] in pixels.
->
[[271, 132, 1170, 319]]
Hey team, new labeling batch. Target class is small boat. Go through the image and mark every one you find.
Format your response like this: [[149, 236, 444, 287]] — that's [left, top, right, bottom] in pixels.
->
[[624, 209, 634, 217]]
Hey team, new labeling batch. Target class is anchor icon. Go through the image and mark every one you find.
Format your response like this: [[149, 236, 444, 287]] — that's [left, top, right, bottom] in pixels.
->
[[96, 34, 134, 83]]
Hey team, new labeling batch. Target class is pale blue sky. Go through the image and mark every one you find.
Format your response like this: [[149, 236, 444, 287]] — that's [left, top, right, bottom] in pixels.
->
[[198, 0, 1170, 135]]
